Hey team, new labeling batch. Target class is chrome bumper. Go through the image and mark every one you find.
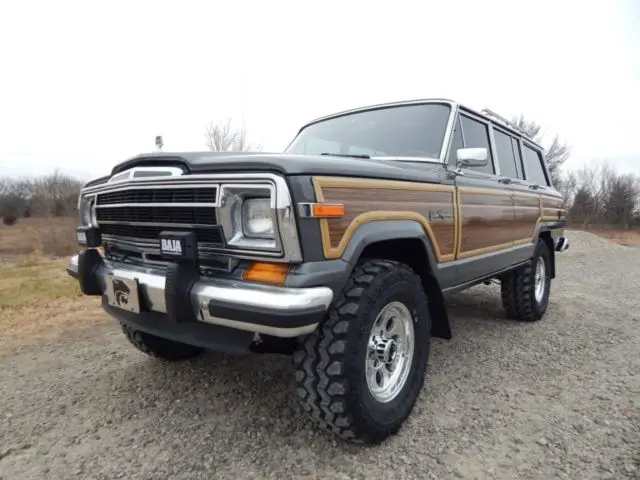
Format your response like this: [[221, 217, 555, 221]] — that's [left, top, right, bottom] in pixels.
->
[[66, 254, 333, 338]]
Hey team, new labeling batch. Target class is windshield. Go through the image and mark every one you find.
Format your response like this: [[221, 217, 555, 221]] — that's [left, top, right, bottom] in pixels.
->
[[285, 103, 451, 160]]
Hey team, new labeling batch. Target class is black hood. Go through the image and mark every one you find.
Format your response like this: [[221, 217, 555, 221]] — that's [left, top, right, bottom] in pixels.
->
[[109, 151, 447, 184]]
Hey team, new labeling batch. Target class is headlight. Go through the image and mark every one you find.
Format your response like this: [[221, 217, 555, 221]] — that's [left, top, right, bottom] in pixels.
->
[[242, 198, 274, 239], [218, 184, 278, 252], [79, 196, 95, 226]]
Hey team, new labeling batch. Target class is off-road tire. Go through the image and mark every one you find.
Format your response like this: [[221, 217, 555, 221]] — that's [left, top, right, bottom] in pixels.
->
[[121, 324, 205, 361], [293, 259, 431, 444], [501, 238, 551, 321]]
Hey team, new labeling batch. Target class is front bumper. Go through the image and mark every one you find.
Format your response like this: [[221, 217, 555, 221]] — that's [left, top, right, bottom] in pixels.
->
[[66, 253, 333, 339]]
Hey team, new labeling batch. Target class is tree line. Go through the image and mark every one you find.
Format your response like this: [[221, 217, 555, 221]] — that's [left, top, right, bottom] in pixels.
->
[[512, 115, 640, 229], [1, 116, 638, 229]]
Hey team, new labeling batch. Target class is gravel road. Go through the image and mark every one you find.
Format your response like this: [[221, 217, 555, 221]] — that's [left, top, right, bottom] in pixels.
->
[[1, 230, 639, 479]]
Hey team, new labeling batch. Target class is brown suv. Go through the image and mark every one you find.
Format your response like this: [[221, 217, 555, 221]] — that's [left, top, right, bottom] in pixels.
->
[[67, 98, 569, 445]]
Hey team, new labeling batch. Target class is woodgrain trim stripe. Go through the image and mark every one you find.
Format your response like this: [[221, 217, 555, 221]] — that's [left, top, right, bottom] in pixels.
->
[[312, 177, 456, 261], [311, 177, 567, 262]]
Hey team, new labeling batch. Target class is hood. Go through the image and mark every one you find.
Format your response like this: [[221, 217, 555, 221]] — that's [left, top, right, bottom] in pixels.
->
[[109, 151, 448, 184]]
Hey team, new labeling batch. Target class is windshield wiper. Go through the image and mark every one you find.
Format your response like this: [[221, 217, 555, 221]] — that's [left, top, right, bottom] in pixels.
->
[[319, 152, 371, 159]]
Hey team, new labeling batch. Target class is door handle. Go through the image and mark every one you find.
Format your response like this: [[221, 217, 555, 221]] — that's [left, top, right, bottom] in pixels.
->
[[528, 184, 540, 190], [498, 177, 512, 184]]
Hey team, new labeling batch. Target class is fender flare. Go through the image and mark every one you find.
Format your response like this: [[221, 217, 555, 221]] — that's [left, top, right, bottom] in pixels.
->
[[337, 219, 452, 340]]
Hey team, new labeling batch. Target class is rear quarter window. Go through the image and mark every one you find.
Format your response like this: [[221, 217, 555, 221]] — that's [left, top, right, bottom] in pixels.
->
[[522, 144, 549, 186]]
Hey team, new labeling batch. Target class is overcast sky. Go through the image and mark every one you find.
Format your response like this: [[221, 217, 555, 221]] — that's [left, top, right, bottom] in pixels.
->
[[0, 0, 638, 181]]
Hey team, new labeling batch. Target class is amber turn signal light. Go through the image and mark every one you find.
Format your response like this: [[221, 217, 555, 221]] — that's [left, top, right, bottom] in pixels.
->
[[311, 203, 345, 218], [242, 261, 290, 285]]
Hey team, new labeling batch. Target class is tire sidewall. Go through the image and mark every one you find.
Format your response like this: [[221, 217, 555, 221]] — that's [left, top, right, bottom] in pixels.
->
[[349, 270, 431, 429]]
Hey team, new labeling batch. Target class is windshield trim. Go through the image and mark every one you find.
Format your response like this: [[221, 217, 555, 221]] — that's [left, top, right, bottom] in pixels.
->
[[285, 99, 457, 164]]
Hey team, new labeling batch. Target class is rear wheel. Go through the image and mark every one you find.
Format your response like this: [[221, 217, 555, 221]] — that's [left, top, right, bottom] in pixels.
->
[[501, 238, 551, 321], [121, 324, 205, 361], [293, 259, 431, 444]]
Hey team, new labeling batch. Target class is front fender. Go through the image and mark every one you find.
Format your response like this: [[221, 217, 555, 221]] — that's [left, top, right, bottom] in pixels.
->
[[339, 219, 440, 272]]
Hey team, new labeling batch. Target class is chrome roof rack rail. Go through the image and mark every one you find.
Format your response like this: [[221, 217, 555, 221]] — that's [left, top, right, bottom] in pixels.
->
[[481, 108, 529, 137]]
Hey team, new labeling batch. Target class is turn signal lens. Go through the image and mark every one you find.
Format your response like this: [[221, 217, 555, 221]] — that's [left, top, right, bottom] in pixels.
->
[[311, 203, 345, 218], [242, 261, 290, 285]]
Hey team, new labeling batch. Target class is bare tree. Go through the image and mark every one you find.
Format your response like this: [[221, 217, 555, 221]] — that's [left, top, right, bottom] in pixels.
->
[[511, 115, 571, 188], [0, 170, 82, 223], [204, 117, 261, 152]]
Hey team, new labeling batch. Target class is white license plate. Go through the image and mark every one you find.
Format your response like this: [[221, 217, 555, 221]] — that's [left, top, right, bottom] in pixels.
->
[[105, 275, 141, 313]]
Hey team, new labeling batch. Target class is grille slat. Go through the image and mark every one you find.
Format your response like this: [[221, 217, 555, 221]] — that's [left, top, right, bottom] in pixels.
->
[[100, 224, 222, 244], [96, 187, 217, 205], [96, 206, 216, 225]]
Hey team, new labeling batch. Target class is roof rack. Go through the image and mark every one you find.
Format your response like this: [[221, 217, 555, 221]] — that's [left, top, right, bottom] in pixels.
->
[[480, 108, 529, 138]]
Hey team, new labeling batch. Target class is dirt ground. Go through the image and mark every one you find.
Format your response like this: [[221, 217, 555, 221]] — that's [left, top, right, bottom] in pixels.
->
[[0, 230, 638, 479], [590, 228, 640, 247]]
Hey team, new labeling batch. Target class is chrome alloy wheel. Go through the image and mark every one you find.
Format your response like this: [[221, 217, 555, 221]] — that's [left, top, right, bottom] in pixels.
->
[[534, 256, 546, 303], [365, 301, 415, 403]]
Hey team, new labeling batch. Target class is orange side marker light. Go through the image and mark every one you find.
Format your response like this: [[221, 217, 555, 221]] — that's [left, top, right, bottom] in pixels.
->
[[242, 261, 290, 285]]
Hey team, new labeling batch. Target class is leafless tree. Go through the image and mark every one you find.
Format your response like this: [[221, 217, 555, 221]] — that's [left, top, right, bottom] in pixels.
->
[[0, 170, 82, 223], [511, 115, 571, 188], [204, 117, 261, 152]]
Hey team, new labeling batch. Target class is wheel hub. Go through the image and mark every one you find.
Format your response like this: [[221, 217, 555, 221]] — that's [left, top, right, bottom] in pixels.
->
[[365, 301, 415, 403], [371, 336, 398, 364]]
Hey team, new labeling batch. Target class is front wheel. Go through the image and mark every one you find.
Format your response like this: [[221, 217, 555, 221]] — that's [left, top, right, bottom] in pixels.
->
[[501, 238, 551, 321], [293, 259, 431, 444]]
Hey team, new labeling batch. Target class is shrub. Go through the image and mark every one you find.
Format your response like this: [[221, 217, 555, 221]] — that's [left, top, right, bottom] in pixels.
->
[[2, 215, 18, 226]]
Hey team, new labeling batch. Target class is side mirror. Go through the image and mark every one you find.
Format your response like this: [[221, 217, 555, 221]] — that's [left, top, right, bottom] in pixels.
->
[[456, 147, 488, 169]]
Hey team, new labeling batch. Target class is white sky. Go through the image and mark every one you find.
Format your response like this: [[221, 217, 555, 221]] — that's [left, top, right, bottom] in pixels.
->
[[0, 0, 638, 181]]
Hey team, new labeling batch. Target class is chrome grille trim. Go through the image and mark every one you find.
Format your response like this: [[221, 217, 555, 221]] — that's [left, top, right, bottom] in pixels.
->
[[98, 221, 218, 228], [80, 172, 303, 263], [96, 203, 218, 208]]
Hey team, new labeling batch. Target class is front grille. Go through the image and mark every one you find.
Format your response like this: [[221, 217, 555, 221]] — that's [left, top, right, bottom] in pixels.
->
[[96, 187, 217, 205], [96, 206, 217, 226], [95, 184, 224, 263]]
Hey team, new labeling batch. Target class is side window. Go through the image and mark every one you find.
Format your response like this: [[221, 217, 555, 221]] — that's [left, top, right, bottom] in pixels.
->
[[522, 144, 549, 186], [493, 129, 519, 179], [447, 116, 464, 166], [511, 137, 524, 179], [459, 115, 495, 174]]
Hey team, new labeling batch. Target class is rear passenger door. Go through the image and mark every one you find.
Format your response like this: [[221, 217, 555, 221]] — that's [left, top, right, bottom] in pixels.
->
[[490, 127, 540, 260], [449, 111, 516, 285]]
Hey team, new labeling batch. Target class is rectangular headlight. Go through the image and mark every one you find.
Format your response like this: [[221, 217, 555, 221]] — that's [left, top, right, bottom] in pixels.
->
[[218, 184, 278, 252], [242, 198, 274, 239]]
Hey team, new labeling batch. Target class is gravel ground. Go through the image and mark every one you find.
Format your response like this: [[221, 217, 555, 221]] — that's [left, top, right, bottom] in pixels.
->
[[1, 230, 639, 480]]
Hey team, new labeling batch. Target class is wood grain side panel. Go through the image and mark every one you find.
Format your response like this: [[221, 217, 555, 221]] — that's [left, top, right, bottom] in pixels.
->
[[312, 177, 456, 261], [541, 195, 567, 221], [513, 193, 542, 243], [458, 189, 514, 256], [322, 188, 456, 254]]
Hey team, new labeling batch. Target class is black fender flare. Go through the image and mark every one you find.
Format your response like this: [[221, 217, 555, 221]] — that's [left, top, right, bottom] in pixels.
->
[[338, 219, 452, 340]]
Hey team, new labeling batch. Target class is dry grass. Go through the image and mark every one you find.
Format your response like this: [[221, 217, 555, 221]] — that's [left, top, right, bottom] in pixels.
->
[[0, 217, 105, 355], [0, 216, 78, 258], [0, 255, 105, 356], [588, 228, 640, 247]]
